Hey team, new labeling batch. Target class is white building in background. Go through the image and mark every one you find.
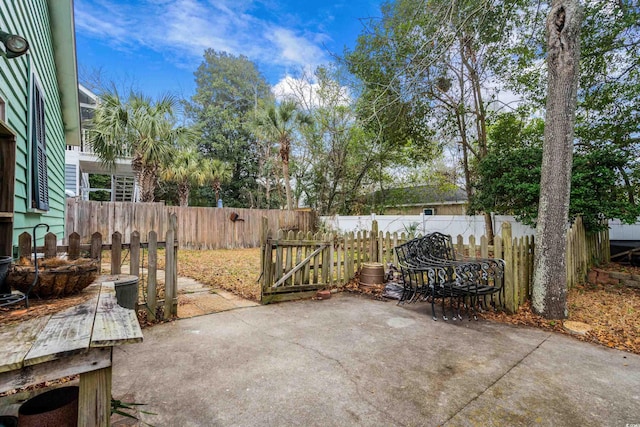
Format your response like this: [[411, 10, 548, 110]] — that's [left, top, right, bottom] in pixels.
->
[[64, 84, 139, 201]]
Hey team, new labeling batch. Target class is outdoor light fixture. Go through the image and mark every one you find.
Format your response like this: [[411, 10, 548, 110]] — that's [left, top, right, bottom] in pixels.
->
[[0, 30, 29, 59]]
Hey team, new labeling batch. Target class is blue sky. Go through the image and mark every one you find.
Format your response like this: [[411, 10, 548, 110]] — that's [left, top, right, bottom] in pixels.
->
[[74, 0, 384, 99]]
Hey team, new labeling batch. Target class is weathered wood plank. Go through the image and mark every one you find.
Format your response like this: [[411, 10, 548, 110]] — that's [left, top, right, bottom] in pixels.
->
[[130, 231, 140, 279], [0, 316, 49, 374], [273, 246, 325, 288], [260, 217, 268, 289], [285, 231, 294, 286], [18, 232, 31, 261], [78, 365, 111, 427], [147, 231, 157, 321], [44, 232, 57, 259], [68, 232, 81, 260], [111, 231, 122, 274], [0, 347, 110, 395], [91, 282, 143, 347], [164, 214, 177, 317], [261, 290, 320, 304], [24, 284, 101, 367], [90, 232, 102, 261], [275, 230, 284, 285]]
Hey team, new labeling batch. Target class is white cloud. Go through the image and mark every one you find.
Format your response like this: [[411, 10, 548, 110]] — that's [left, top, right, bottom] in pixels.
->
[[266, 28, 327, 69], [74, 0, 331, 80], [272, 75, 351, 108]]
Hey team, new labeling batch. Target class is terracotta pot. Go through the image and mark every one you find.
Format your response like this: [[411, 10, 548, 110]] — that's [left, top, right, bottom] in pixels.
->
[[316, 290, 331, 300], [18, 386, 78, 427]]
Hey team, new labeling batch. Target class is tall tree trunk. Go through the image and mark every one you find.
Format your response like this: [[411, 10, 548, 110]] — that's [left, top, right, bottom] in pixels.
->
[[140, 166, 157, 202], [178, 182, 189, 207], [280, 140, 294, 210], [461, 34, 494, 244], [532, 0, 583, 319], [282, 158, 294, 210]]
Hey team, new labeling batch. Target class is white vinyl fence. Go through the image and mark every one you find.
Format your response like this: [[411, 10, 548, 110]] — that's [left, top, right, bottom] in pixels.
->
[[321, 214, 536, 243]]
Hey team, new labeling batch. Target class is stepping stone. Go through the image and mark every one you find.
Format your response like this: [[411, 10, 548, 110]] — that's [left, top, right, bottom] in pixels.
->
[[563, 321, 592, 336]]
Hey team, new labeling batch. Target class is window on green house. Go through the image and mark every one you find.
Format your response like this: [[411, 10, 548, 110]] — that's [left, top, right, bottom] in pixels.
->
[[31, 76, 48, 211]]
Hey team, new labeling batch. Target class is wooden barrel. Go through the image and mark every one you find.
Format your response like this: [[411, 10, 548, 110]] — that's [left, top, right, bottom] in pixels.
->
[[360, 262, 385, 285]]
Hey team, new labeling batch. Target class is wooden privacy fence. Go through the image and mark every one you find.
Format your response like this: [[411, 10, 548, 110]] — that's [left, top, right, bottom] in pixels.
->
[[261, 217, 609, 312], [17, 214, 179, 320], [66, 199, 316, 249]]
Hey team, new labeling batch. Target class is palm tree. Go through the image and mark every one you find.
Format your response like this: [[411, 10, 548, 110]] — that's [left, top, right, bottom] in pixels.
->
[[161, 147, 208, 207], [255, 100, 311, 210], [204, 159, 232, 205], [88, 91, 193, 202]]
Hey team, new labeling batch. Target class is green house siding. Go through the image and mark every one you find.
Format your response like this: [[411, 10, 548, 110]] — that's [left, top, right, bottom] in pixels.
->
[[0, 0, 72, 249]]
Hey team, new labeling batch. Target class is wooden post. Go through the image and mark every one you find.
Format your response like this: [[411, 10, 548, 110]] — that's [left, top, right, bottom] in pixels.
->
[[329, 233, 335, 286], [111, 231, 122, 275], [513, 238, 520, 310], [130, 231, 140, 279], [147, 231, 157, 321], [370, 220, 378, 262], [165, 214, 177, 317], [130, 231, 140, 309], [263, 238, 273, 293], [348, 232, 355, 280], [336, 236, 343, 286], [68, 232, 81, 260], [78, 365, 111, 427], [356, 231, 362, 271], [90, 232, 102, 261], [502, 222, 515, 313], [260, 217, 268, 289]]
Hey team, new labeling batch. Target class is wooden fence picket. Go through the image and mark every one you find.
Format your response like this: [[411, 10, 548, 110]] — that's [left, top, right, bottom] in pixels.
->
[[14, 225, 177, 319], [256, 215, 605, 311], [147, 231, 158, 321], [112, 232, 122, 274]]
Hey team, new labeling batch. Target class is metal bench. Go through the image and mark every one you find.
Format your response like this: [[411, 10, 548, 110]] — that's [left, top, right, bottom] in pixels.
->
[[394, 232, 505, 320]]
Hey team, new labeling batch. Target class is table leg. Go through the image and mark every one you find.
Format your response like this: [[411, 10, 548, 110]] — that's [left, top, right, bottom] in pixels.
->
[[78, 363, 112, 427]]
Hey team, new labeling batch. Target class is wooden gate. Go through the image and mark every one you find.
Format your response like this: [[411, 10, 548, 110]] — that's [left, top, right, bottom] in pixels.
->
[[261, 221, 335, 304]]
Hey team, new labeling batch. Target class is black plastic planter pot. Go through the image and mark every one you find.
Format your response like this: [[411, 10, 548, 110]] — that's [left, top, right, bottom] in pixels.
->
[[114, 276, 139, 309]]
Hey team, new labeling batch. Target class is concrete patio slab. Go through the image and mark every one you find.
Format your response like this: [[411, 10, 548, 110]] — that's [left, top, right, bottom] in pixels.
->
[[112, 293, 640, 426]]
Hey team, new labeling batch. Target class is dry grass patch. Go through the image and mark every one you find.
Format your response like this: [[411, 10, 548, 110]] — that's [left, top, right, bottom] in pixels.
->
[[176, 248, 262, 301], [481, 268, 640, 355]]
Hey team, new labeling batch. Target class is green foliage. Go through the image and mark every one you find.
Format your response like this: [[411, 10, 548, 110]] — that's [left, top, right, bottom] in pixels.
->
[[88, 91, 192, 202], [111, 397, 156, 426], [492, 0, 640, 213], [469, 145, 542, 225], [570, 148, 640, 231], [185, 49, 273, 208], [88, 174, 111, 202], [160, 146, 209, 206], [470, 113, 640, 232]]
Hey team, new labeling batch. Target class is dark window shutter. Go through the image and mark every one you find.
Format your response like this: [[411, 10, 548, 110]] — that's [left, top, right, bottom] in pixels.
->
[[31, 79, 49, 211]]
